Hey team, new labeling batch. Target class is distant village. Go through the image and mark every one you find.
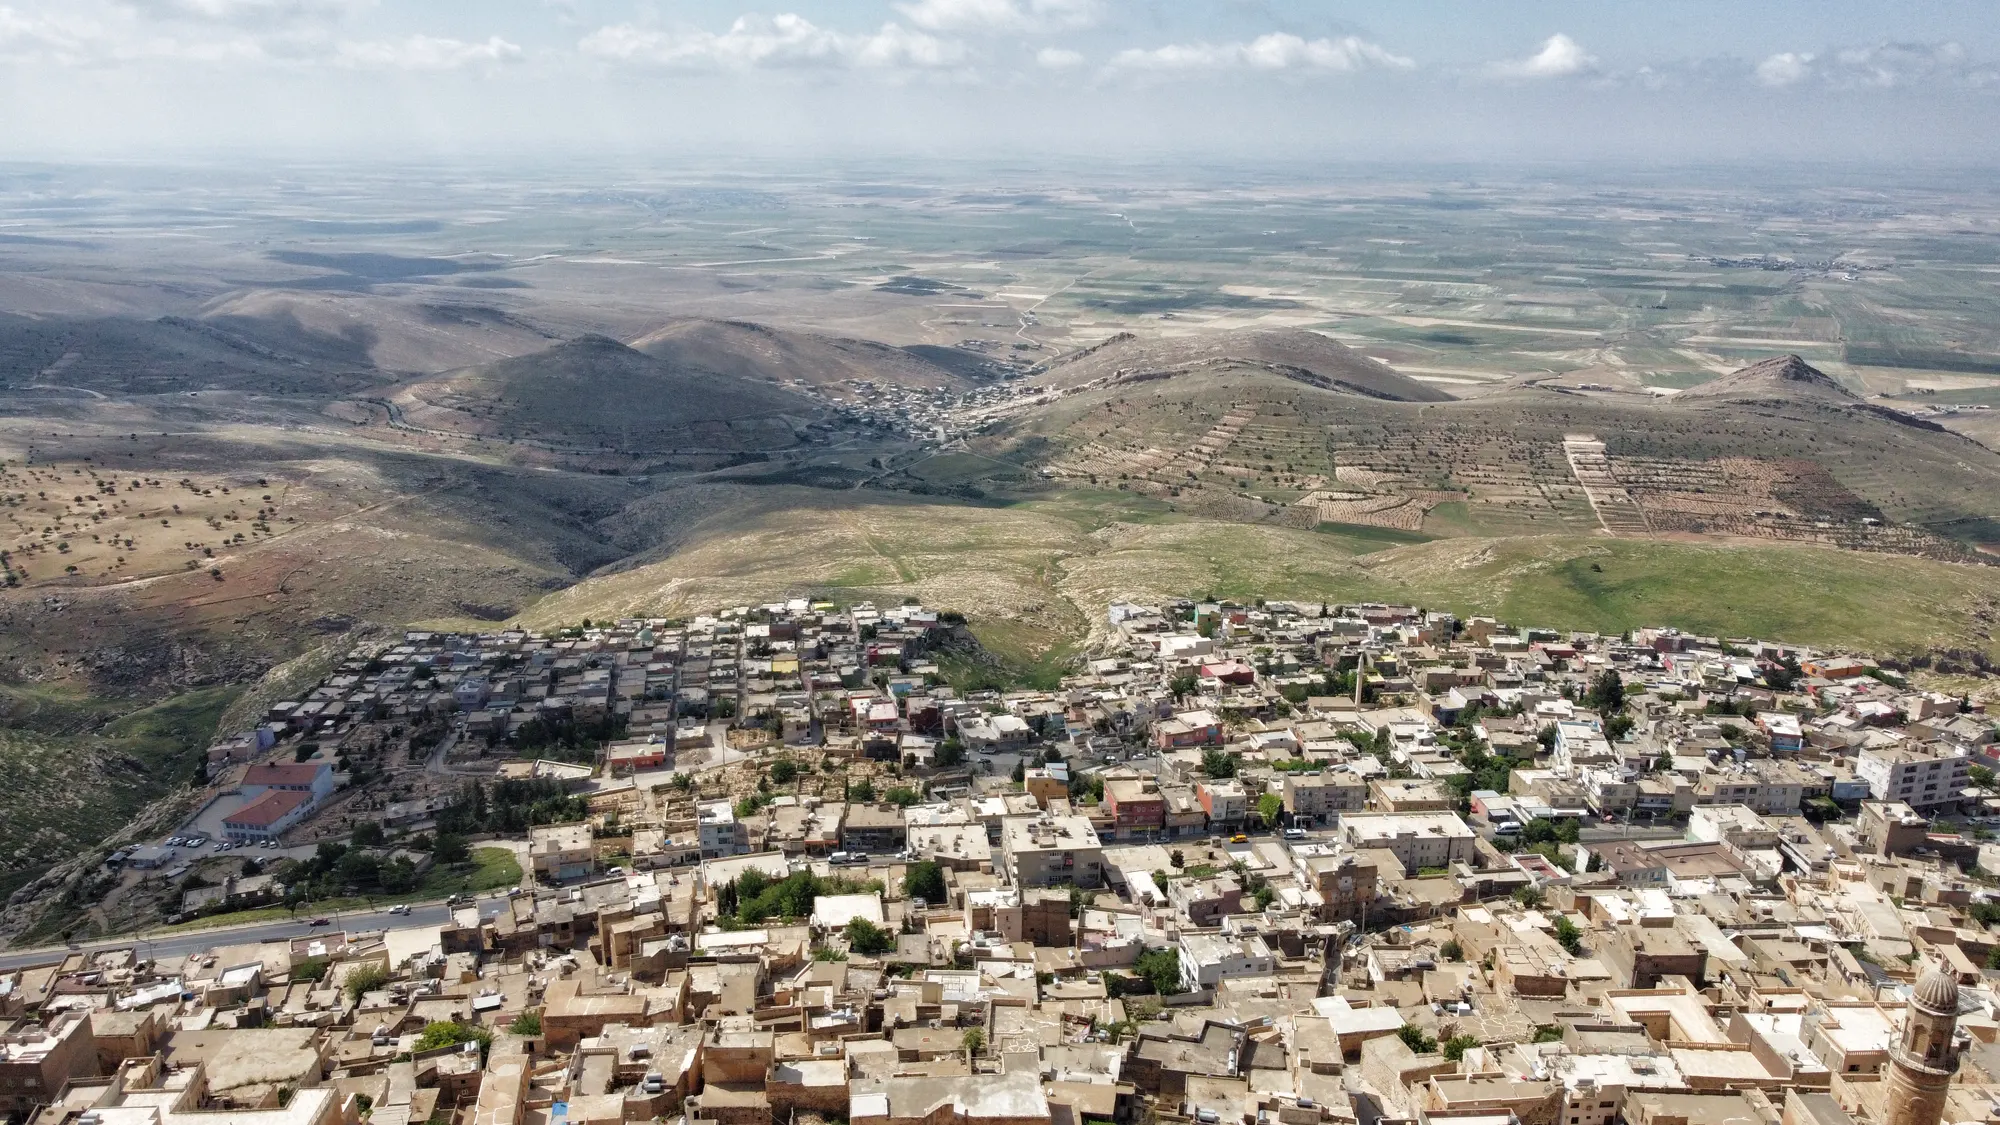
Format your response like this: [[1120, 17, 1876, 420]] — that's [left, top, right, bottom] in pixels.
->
[[6, 596, 2000, 1125]]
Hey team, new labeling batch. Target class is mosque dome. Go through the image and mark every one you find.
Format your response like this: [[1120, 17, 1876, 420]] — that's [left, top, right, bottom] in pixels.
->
[[1914, 966, 1960, 1013]]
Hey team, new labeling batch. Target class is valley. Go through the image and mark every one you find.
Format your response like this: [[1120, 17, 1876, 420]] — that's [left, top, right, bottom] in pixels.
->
[[5, 160, 2000, 914]]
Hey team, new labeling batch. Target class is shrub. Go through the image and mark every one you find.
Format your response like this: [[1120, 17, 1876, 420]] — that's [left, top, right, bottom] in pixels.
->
[[345, 964, 392, 1002], [845, 918, 896, 956], [414, 1021, 492, 1053], [1397, 1025, 1437, 1053]]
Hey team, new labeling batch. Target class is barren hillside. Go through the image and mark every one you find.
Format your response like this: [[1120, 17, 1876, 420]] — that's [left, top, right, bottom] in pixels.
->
[[1029, 327, 1456, 402], [631, 318, 968, 394], [390, 335, 824, 453]]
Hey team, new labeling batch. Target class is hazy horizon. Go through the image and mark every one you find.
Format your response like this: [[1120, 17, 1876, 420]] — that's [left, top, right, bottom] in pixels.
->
[[0, 1, 1997, 165]]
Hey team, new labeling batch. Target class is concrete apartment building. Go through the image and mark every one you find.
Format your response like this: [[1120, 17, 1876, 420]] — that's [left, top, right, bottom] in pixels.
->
[[699, 801, 750, 858], [0, 1013, 97, 1120], [530, 823, 596, 881], [1103, 778, 1166, 839], [1284, 771, 1366, 826], [1001, 814, 1105, 889], [1857, 746, 1969, 810], [1196, 779, 1248, 829], [1339, 812, 1477, 872], [1178, 931, 1277, 991]]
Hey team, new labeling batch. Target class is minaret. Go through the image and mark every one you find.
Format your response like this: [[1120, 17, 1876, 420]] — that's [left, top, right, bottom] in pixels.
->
[[1885, 966, 1962, 1125]]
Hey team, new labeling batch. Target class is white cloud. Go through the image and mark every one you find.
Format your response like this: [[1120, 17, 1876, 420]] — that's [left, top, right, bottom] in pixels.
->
[[895, 0, 1097, 34], [1823, 41, 1993, 88], [1488, 33, 1596, 79], [0, 5, 95, 62], [335, 34, 521, 70], [1754, 51, 1812, 87], [1109, 33, 1412, 73], [580, 14, 961, 70], [1035, 46, 1082, 69], [119, 0, 366, 27]]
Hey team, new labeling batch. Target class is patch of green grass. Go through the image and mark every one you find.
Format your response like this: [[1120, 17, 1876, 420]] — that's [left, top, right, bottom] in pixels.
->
[[419, 847, 523, 897], [0, 685, 241, 883], [1016, 489, 1182, 532]]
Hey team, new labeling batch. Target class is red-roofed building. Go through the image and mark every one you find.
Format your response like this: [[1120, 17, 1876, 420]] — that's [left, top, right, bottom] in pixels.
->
[[223, 789, 312, 841], [242, 761, 335, 803]]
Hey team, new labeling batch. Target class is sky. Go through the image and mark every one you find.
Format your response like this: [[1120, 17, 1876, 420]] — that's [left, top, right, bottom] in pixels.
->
[[0, 0, 1997, 165]]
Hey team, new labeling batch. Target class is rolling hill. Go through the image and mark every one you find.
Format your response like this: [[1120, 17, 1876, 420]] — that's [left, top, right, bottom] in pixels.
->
[[631, 318, 967, 394], [1673, 353, 1858, 403], [985, 349, 2000, 555], [1028, 327, 1456, 402], [389, 334, 824, 454]]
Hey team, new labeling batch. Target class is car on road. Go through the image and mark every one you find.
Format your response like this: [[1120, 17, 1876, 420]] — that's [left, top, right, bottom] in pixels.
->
[[1230, 834, 1249, 844], [308, 917, 331, 927], [1282, 828, 1308, 840], [387, 904, 410, 916], [829, 851, 869, 866]]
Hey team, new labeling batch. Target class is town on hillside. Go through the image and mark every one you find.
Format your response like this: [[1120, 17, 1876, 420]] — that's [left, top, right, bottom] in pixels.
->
[[5, 596, 2000, 1125]]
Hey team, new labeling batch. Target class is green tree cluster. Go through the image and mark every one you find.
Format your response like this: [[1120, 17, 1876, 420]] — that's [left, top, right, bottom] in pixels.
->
[[1132, 948, 1184, 995], [845, 917, 896, 955], [715, 868, 880, 926], [436, 779, 588, 836]]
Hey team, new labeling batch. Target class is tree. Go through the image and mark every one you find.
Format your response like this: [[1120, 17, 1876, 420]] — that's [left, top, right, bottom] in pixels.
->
[[1440, 940, 1463, 962], [769, 758, 800, 786], [962, 1029, 986, 1056], [1764, 654, 1802, 692], [1257, 792, 1284, 829], [415, 1020, 493, 1053], [351, 821, 386, 846], [1170, 671, 1199, 699], [509, 1009, 542, 1036], [845, 917, 896, 956], [1133, 948, 1184, 995], [433, 833, 470, 865], [847, 778, 876, 803], [1513, 885, 1544, 909], [1442, 1035, 1481, 1062], [345, 964, 391, 1002], [904, 860, 947, 905], [1553, 915, 1584, 955], [1973, 766, 1996, 791], [1604, 714, 1634, 741], [885, 786, 922, 808], [1585, 670, 1625, 714], [1397, 1025, 1437, 1054], [933, 739, 966, 768], [1011, 759, 1026, 783], [1201, 748, 1239, 779]]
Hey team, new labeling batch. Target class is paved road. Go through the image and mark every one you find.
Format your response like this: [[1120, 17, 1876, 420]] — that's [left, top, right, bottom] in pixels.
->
[[0, 896, 515, 973]]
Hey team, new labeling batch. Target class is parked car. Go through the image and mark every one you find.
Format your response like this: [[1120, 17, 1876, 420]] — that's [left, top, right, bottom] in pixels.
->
[[829, 851, 869, 866], [387, 904, 410, 916], [1282, 828, 1308, 840]]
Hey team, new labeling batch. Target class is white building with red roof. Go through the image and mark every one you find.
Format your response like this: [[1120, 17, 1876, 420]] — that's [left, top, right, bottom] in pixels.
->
[[223, 789, 313, 841]]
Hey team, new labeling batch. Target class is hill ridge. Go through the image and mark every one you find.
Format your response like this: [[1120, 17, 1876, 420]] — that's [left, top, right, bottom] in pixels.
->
[[1677, 353, 1857, 402], [1030, 327, 1453, 403]]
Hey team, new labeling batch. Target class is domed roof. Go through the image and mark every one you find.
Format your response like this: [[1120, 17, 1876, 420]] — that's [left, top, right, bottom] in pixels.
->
[[1914, 967, 1960, 1013]]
